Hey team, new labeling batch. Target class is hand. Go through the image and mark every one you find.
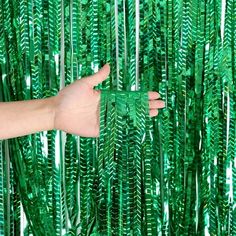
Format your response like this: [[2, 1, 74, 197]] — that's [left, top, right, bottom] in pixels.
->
[[53, 64, 165, 137]]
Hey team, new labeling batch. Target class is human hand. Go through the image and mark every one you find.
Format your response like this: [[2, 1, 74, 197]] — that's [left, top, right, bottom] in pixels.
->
[[53, 64, 165, 137]]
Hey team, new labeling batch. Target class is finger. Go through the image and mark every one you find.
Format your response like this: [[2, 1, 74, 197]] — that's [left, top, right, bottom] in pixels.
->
[[148, 91, 160, 100], [149, 100, 165, 109], [149, 109, 159, 117], [85, 63, 110, 87]]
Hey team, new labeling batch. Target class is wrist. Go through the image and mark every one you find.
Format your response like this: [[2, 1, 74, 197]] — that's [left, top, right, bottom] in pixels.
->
[[45, 96, 58, 131]]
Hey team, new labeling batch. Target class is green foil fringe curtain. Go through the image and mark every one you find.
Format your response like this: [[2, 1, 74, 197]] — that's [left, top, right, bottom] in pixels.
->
[[0, 0, 235, 235]]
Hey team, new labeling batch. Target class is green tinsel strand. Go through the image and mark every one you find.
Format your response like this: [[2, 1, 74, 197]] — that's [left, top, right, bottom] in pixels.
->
[[133, 97, 146, 235], [106, 98, 115, 234], [232, 1, 236, 234], [54, 157, 62, 236], [110, 95, 122, 233], [64, 0, 72, 86], [0, 140, 4, 235], [46, 130, 56, 225], [116, 0, 125, 91], [104, 1, 111, 90], [64, 134, 79, 231], [122, 113, 130, 235], [91, 0, 99, 71], [86, 140, 95, 229], [78, 138, 89, 235], [48, 0, 60, 92], [103, 100, 115, 233], [219, 0, 234, 234], [96, 90, 106, 234], [141, 0, 154, 90], [127, 95, 138, 232], [143, 121, 154, 235], [127, 0, 136, 90], [30, 0, 43, 99], [71, 0, 79, 82]]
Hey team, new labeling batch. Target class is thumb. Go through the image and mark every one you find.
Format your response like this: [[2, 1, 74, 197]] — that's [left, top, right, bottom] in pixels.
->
[[84, 63, 110, 87]]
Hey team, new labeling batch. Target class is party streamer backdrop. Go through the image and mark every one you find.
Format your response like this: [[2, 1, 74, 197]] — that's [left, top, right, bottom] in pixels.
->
[[0, 0, 235, 235]]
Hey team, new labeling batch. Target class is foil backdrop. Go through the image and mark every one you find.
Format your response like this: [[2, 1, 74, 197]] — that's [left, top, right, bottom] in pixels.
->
[[0, 0, 235, 235]]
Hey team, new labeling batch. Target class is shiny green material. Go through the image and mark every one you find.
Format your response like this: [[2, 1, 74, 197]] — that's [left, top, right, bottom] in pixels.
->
[[95, 91, 151, 235], [0, 0, 236, 235]]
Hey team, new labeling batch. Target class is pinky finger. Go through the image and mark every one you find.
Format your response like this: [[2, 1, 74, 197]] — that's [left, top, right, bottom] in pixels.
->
[[149, 109, 158, 117]]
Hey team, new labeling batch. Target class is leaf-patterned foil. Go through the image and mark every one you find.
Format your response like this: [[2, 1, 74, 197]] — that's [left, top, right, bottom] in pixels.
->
[[0, 0, 235, 235]]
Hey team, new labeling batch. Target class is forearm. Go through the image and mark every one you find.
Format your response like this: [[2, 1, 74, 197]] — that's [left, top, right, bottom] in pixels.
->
[[0, 97, 56, 139]]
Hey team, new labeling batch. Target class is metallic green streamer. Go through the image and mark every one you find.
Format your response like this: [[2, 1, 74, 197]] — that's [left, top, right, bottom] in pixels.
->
[[0, 140, 4, 235], [0, 0, 235, 235]]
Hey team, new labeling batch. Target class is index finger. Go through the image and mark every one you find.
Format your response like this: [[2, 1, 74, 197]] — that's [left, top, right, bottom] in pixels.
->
[[148, 91, 160, 100]]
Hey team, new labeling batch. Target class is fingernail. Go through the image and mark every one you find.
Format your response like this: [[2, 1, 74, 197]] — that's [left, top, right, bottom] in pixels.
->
[[160, 101, 165, 107]]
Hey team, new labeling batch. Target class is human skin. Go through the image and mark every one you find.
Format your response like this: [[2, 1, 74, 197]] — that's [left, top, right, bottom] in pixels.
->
[[0, 64, 165, 139]]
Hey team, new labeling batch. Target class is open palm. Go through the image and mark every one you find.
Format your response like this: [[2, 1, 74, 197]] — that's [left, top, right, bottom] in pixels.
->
[[53, 64, 165, 137]]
